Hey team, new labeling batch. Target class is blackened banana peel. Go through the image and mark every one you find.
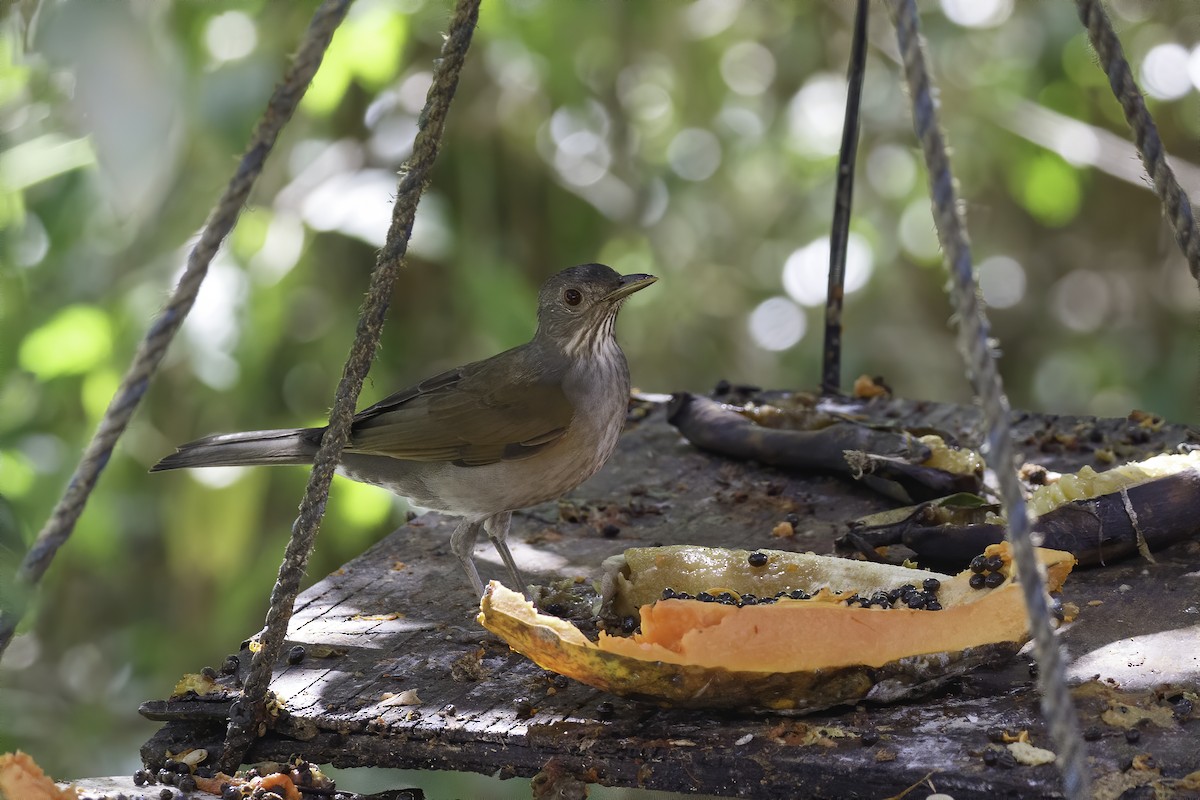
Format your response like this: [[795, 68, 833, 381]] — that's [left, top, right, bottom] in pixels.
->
[[667, 392, 982, 503], [839, 451, 1200, 568]]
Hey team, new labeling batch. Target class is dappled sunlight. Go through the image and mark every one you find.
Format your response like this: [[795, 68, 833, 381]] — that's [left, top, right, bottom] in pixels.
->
[[288, 601, 439, 649], [1068, 623, 1200, 689], [474, 537, 571, 577]]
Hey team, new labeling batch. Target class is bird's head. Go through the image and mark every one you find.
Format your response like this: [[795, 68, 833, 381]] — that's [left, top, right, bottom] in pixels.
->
[[534, 263, 657, 356]]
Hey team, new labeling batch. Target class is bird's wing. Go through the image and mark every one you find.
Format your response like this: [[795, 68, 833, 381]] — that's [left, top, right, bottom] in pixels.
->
[[347, 356, 575, 466]]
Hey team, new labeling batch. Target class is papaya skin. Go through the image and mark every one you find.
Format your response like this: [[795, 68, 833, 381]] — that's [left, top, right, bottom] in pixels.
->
[[480, 581, 1020, 711]]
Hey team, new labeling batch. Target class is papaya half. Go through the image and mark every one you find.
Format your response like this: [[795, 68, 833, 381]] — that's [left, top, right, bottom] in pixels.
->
[[479, 543, 1075, 711]]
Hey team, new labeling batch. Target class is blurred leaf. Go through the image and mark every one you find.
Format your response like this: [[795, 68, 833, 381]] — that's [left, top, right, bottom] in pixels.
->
[[1012, 152, 1081, 228], [166, 470, 268, 578], [0, 492, 26, 626], [0, 449, 35, 498], [0, 33, 30, 108], [231, 205, 273, 262], [331, 476, 396, 532], [81, 368, 121, 421], [302, 4, 408, 115], [0, 134, 95, 192], [18, 305, 112, 379]]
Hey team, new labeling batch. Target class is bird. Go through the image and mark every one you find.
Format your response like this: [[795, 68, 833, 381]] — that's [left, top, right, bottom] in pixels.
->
[[152, 263, 657, 596]]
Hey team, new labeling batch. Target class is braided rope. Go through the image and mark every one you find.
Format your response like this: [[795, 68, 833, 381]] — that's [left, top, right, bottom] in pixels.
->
[[888, 2, 1090, 797], [1076, 0, 1200, 285], [218, 0, 482, 771], [0, 0, 354, 660]]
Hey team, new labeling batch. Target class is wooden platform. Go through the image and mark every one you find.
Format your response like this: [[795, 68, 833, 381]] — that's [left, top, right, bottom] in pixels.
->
[[139, 394, 1200, 799]]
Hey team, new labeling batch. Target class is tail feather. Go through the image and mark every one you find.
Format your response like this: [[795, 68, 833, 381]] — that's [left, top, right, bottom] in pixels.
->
[[151, 428, 322, 471]]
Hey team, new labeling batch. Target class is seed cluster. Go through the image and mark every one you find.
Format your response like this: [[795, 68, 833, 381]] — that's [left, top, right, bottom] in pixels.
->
[[843, 577, 943, 611], [128, 758, 197, 799], [660, 575, 948, 611], [968, 554, 1007, 590], [661, 587, 813, 606], [125, 756, 327, 800]]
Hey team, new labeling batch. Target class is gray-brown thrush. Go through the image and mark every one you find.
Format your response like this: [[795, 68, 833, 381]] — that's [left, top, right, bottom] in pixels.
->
[[152, 263, 656, 595]]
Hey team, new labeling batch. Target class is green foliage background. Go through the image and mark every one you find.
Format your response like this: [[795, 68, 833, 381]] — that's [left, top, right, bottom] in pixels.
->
[[1, 0, 1198, 793]]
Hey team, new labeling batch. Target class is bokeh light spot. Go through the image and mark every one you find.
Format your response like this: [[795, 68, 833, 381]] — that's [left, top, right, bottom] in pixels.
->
[[1034, 351, 1099, 412], [682, 0, 743, 39], [899, 201, 942, 263], [748, 296, 806, 351], [866, 144, 917, 199], [782, 234, 875, 307], [720, 42, 776, 96], [1141, 43, 1192, 101], [940, 0, 1013, 28], [977, 255, 1026, 309], [667, 128, 721, 181], [188, 466, 247, 490], [204, 11, 258, 63], [1051, 269, 1110, 332], [787, 74, 847, 158], [554, 132, 611, 187]]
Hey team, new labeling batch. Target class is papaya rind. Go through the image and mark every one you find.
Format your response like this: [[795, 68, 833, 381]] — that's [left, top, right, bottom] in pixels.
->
[[479, 582, 1021, 711]]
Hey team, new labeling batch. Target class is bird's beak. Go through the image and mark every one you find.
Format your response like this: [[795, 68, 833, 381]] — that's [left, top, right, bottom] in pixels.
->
[[605, 273, 658, 302]]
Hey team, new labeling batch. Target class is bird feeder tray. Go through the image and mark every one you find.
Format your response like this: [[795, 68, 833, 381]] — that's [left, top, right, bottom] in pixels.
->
[[137, 393, 1200, 799]]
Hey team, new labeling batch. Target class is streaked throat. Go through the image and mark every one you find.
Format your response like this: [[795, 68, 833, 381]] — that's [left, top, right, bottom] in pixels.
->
[[564, 309, 619, 360]]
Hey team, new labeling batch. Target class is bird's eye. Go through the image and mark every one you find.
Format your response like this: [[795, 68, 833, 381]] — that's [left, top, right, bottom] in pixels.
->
[[564, 288, 583, 306]]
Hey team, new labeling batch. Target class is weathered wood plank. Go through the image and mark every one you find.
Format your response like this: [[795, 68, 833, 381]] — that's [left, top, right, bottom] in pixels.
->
[[141, 395, 1200, 799]]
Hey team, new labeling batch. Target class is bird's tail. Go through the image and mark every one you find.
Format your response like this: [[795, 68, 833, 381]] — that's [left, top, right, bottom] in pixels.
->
[[151, 428, 323, 471]]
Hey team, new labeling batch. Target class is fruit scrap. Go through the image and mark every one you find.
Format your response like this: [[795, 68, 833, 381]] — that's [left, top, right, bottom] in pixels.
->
[[1008, 740, 1056, 766], [840, 450, 1200, 568], [853, 374, 891, 399], [171, 671, 225, 699], [193, 758, 332, 799], [0, 752, 78, 800]]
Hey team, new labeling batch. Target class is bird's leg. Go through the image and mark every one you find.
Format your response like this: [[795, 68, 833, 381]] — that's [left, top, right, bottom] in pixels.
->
[[449, 519, 486, 597], [484, 511, 528, 594]]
